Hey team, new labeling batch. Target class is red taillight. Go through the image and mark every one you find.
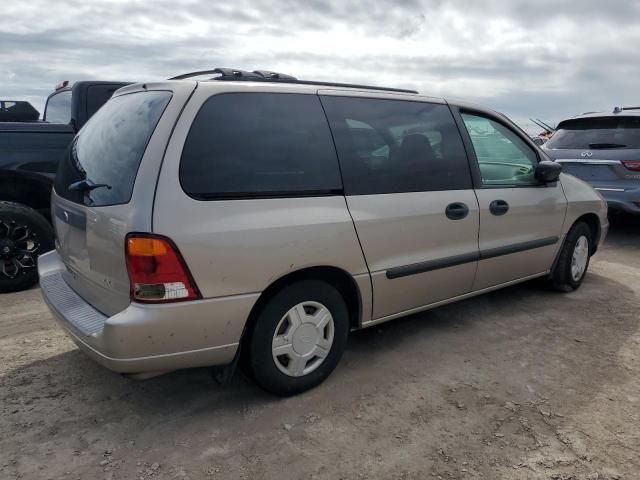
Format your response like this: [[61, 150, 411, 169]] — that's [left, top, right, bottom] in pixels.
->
[[622, 160, 640, 171], [125, 234, 201, 303]]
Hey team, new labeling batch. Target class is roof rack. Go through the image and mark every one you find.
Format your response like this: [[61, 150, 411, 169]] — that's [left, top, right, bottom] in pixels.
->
[[167, 68, 418, 94]]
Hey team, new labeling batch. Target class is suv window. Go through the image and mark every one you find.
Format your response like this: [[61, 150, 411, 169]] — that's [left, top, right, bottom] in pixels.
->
[[180, 93, 342, 199], [55, 90, 172, 206], [45, 90, 72, 124], [320, 96, 471, 195], [545, 116, 640, 150], [461, 113, 538, 186]]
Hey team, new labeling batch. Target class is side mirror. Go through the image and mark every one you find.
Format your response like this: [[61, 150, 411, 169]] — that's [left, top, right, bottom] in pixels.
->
[[535, 160, 562, 183]]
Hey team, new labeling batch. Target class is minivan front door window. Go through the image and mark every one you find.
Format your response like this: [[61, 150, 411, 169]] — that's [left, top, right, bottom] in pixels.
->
[[461, 113, 538, 186]]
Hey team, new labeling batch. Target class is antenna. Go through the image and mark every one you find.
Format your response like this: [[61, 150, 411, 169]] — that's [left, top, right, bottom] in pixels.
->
[[529, 118, 551, 133], [536, 118, 555, 131]]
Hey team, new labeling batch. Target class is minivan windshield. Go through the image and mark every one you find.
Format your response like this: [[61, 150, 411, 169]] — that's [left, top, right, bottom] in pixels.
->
[[545, 116, 640, 149], [55, 90, 172, 206]]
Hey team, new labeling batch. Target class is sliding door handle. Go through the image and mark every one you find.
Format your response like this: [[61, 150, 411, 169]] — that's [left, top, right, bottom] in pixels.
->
[[445, 202, 469, 220], [489, 199, 509, 216]]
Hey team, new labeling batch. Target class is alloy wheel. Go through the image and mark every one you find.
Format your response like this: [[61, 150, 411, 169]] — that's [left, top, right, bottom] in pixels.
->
[[271, 301, 335, 377], [570, 235, 589, 282], [0, 220, 40, 279]]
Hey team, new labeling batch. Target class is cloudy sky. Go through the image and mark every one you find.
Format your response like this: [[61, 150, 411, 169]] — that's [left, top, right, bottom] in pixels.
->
[[2, 0, 639, 132]]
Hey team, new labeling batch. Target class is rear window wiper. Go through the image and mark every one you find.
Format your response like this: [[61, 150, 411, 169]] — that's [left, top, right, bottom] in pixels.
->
[[588, 143, 627, 149], [68, 179, 112, 192]]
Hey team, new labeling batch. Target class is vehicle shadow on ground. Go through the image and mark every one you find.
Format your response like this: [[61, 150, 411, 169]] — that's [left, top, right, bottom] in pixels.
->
[[3, 268, 637, 417]]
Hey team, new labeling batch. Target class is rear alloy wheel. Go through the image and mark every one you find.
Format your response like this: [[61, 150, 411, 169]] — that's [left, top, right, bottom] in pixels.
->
[[550, 221, 592, 292], [248, 280, 349, 396], [0, 202, 54, 293], [271, 301, 335, 378]]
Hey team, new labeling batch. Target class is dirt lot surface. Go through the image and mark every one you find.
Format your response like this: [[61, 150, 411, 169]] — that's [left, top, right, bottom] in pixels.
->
[[1, 218, 639, 480]]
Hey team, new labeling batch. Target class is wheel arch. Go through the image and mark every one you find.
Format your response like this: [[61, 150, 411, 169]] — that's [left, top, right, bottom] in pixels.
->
[[573, 213, 601, 254], [240, 266, 363, 350]]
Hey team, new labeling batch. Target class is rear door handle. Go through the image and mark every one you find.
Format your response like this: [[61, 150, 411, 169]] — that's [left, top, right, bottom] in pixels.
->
[[445, 202, 469, 220], [489, 199, 509, 216]]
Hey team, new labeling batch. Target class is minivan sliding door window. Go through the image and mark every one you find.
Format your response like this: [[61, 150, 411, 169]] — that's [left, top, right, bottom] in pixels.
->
[[319, 96, 472, 195]]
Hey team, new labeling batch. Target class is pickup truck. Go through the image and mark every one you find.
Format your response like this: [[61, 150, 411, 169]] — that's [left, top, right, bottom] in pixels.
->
[[0, 80, 130, 293]]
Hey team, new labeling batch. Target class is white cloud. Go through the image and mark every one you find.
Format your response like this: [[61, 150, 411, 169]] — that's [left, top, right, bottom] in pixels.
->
[[1, 0, 639, 132]]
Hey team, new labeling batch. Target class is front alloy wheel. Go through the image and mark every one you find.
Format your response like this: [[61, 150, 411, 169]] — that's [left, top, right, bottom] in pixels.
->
[[570, 235, 589, 282], [550, 221, 592, 292]]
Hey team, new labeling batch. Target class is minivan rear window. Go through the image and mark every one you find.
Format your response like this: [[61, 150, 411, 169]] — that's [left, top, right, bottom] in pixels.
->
[[180, 93, 342, 199], [55, 90, 172, 206], [546, 116, 640, 149]]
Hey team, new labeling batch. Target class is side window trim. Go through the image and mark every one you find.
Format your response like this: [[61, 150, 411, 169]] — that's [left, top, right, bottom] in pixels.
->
[[449, 106, 543, 189]]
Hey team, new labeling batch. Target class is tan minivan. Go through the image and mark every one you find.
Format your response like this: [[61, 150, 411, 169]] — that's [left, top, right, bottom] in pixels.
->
[[38, 69, 608, 396]]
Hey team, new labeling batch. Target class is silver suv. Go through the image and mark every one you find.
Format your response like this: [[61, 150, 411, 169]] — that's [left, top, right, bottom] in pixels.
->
[[38, 68, 608, 396]]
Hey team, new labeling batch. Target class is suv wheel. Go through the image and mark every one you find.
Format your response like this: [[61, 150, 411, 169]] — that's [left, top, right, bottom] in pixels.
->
[[0, 202, 54, 293], [247, 280, 349, 396], [550, 222, 592, 292]]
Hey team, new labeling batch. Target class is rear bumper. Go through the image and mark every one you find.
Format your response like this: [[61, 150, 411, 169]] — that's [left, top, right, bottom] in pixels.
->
[[38, 250, 259, 374], [594, 188, 640, 215]]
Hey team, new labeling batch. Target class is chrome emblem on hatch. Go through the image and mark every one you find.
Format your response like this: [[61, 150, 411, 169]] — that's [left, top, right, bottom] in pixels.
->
[[581, 151, 593, 157]]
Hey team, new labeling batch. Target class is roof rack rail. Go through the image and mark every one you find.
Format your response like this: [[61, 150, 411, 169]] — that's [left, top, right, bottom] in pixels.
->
[[168, 68, 297, 81], [168, 67, 418, 94]]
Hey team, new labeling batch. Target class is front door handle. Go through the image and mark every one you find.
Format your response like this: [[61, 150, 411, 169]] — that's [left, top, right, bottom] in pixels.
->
[[445, 202, 469, 220], [489, 199, 509, 216]]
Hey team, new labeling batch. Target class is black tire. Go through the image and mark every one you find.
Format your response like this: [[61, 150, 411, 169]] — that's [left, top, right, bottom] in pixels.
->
[[0, 201, 54, 293], [549, 222, 592, 292], [247, 280, 349, 396]]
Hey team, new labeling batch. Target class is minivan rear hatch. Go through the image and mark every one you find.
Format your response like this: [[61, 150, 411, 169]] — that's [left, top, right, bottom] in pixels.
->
[[544, 116, 640, 189], [52, 89, 174, 316]]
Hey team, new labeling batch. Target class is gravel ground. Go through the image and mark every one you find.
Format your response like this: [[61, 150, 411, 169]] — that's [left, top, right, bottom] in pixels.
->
[[1, 217, 639, 480]]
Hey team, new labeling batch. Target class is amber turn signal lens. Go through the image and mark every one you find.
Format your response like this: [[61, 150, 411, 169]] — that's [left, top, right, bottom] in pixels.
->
[[126, 237, 168, 257]]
